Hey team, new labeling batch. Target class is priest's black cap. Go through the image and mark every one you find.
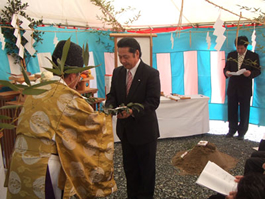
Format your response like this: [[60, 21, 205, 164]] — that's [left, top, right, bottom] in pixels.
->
[[52, 40, 83, 68]]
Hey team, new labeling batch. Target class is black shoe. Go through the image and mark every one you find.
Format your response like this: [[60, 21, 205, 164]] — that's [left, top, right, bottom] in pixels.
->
[[237, 135, 244, 140], [226, 132, 235, 138]]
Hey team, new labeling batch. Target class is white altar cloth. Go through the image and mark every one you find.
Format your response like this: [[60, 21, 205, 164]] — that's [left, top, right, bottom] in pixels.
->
[[112, 95, 210, 142]]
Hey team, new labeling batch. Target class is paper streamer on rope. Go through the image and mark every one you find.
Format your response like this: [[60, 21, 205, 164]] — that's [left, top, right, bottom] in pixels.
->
[[16, 34, 24, 58], [11, 14, 24, 58], [213, 13, 226, 51], [53, 33, 59, 48], [251, 26, 256, 52], [206, 32, 211, 49], [0, 27, 5, 50], [18, 15, 36, 56], [11, 14, 37, 58], [11, 14, 18, 29], [171, 32, 174, 49]]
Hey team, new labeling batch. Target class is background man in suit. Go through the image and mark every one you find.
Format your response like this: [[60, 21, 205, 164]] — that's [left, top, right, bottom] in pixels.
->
[[224, 36, 261, 140], [106, 37, 161, 199]]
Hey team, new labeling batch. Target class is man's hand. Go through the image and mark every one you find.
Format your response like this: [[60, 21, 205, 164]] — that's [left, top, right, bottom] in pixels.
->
[[117, 109, 133, 119], [224, 175, 242, 198], [243, 70, 251, 77], [234, 175, 243, 183], [226, 71, 232, 77], [225, 191, 237, 199]]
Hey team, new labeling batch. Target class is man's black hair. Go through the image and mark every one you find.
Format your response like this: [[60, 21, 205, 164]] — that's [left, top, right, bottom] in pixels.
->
[[236, 173, 265, 199], [117, 37, 142, 58], [235, 36, 249, 47]]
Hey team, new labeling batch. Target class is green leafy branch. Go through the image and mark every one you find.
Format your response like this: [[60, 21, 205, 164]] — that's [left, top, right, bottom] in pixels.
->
[[90, 0, 141, 31], [0, 68, 58, 131], [0, 0, 44, 64], [44, 38, 100, 77], [237, 4, 265, 24], [0, 37, 98, 131], [0, 107, 21, 130], [103, 103, 144, 115], [256, 43, 265, 54], [83, 92, 97, 105], [227, 57, 262, 71]]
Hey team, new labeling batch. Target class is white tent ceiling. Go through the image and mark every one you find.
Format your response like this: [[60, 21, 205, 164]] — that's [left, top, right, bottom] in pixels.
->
[[0, 0, 264, 29]]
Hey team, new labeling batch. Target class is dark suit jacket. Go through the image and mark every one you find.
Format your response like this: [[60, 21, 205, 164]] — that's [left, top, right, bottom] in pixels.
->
[[105, 60, 161, 145], [224, 50, 261, 97], [259, 139, 265, 151]]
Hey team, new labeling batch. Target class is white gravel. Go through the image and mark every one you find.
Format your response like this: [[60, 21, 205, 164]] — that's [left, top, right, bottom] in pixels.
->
[[209, 120, 265, 143]]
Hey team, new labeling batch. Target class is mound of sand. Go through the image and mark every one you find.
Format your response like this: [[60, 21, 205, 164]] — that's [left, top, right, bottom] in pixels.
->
[[172, 142, 238, 175]]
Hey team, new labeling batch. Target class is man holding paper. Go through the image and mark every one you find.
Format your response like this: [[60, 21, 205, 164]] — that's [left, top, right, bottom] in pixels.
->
[[224, 36, 261, 140]]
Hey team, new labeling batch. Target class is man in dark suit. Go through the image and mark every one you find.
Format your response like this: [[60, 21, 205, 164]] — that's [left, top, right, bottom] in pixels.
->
[[224, 36, 261, 140], [244, 138, 265, 175], [105, 37, 160, 199]]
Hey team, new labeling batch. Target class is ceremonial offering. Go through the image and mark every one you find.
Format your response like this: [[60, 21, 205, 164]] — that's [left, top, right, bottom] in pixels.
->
[[8, 73, 36, 83], [172, 93, 191, 99], [161, 92, 178, 101], [172, 142, 237, 175], [197, 140, 208, 146], [77, 69, 94, 90]]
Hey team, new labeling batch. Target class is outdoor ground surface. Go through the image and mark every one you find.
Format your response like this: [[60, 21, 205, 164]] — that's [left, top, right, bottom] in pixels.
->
[[105, 121, 264, 199]]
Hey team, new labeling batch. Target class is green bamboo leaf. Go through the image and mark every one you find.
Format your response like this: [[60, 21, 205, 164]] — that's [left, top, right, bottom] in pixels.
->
[[64, 66, 78, 70], [127, 102, 133, 107], [44, 68, 62, 76], [29, 80, 58, 89], [86, 43, 89, 63], [133, 103, 144, 109], [15, 84, 29, 89], [82, 44, 85, 63], [0, 115, 11, 120], [132, 106, 140, 112], [64, 65, 100, 74], [0, 80, 20, 91], [57, 58, 62, 68], [60, 38, 71, 73], [45, 57, 60, 70], [22, 88, 48, 95], [83, 43, 89, 66], [0, 105, 22, 109], [21, 65, 31, 86], [0, 123, 16, 129], [64, 65, 99, 71]]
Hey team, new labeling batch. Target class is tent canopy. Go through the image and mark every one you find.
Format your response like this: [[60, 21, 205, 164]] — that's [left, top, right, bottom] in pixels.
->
[[0, 0, 264, 29], [0, 0, 265, 126]]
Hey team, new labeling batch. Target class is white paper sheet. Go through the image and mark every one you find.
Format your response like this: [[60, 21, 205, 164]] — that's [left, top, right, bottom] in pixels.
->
[[196, 161, 237, 195], [228, 68, 246, 76], [0, 27, 5, 50], [251, 29, 256, 52], [206, 31, 211, 49]]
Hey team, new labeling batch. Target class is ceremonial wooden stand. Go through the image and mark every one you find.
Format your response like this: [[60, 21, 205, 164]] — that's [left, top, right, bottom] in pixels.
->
[[0, 90, 21, 169], [76, 77, 105, 111]]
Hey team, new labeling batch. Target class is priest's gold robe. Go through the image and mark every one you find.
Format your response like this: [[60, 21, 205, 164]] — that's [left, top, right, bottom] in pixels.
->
[[5, 82, 117, 198]]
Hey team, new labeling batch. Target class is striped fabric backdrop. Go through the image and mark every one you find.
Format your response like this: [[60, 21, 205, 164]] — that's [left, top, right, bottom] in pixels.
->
[[1, 26, 265, 125]]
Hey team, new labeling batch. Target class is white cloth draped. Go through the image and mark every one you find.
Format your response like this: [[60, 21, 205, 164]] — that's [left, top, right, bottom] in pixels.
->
[[113, 95, 210, 142]]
